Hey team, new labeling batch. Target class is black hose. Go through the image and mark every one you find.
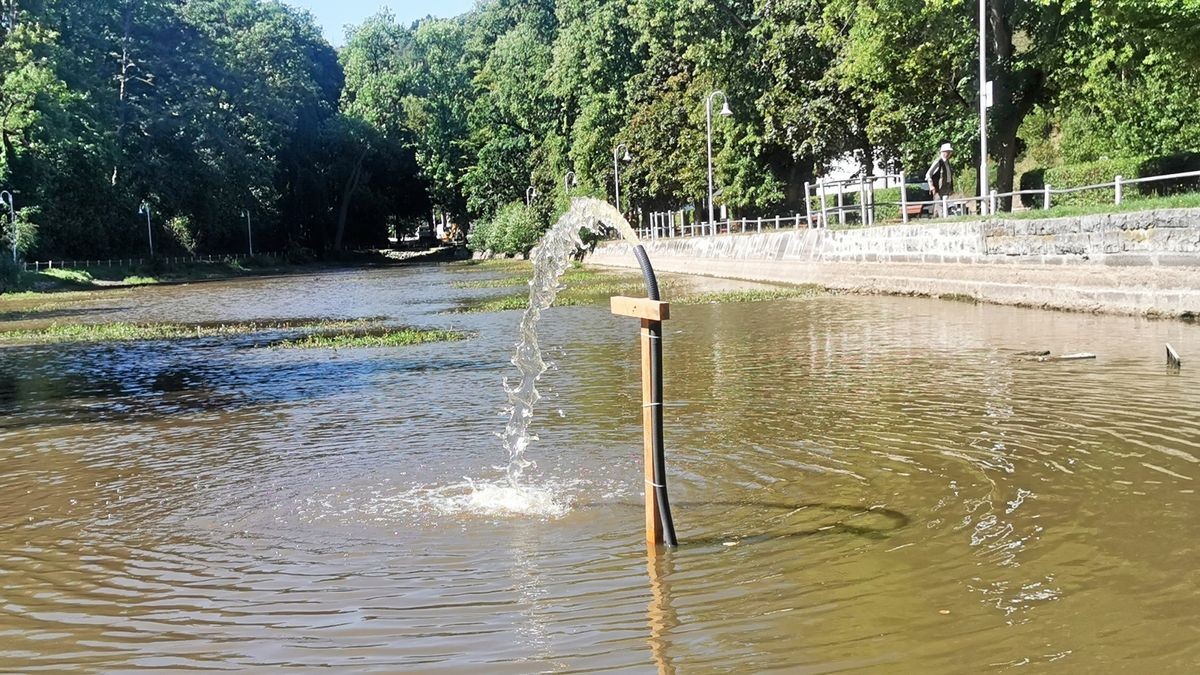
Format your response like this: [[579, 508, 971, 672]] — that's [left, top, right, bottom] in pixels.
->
[[633, 245, 661, 302], [633, 245, 678, 547]]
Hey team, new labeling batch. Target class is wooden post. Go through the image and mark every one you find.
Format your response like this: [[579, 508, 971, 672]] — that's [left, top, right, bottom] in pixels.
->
[[611, 296, 670, 547], [640, 318, 662, 544]]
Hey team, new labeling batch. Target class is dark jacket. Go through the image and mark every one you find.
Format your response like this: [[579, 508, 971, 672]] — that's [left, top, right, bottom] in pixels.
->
[[926, 157, 953, 196]]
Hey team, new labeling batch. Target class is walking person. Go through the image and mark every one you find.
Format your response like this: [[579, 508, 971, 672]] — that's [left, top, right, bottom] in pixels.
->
[[926, 142, 954, 216]]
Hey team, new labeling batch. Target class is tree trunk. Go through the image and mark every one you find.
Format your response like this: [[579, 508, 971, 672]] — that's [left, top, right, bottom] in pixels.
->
[[0, 129, 14, 172], [333, 147, 369, 251], [112, 6, 133, 186], [987, 4, 1041, 211]]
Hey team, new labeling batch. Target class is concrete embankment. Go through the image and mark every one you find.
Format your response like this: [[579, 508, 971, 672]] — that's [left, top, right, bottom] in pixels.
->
[[585, 208, 1200, 318]]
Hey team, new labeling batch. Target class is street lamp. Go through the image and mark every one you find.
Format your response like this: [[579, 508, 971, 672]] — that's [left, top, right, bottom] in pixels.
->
[[978, 0, 991, 213], [564, 171, 577, 195], [241, 209, 253, 256], [612, 143, 632, 214], [1, 191, 14, 263], [138, 201, 154, 257], [705, 90, 732, 233], [525, 185, 537, 206]]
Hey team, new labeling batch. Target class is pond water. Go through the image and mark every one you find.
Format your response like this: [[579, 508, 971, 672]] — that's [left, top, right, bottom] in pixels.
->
[[1, 265, 1197, 672]]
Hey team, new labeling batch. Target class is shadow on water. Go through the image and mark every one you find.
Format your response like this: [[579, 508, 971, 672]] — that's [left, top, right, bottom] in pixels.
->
[[0, 306, 131, 323], [0, 347, 505, 430], [588, 500, 910, 544], [637, 502, 909, 673]]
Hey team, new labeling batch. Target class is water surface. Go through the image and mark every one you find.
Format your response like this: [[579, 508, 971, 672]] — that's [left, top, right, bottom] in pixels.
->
[[1, 265, 1197, 672]]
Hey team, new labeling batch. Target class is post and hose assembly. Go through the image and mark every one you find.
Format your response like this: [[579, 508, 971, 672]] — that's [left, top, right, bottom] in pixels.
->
[[632, 244, 678, 548]]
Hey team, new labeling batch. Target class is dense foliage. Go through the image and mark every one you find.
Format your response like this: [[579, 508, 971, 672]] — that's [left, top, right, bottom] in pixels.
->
[[3, 0, 1198, 258], [0, 0, 428, 259], [335, 0, 1199, 251]]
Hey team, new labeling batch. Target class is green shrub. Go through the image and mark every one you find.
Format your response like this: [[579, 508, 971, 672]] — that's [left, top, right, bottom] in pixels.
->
[[468, 202, 544, 257], [1021, 153, 1200, 208], [166, 215, 197, 254], [466, 217, 496, 254], [873, 185, 930, 222], [1044, 157, 1145, 206], [1018, 168, 1046, 208], [496, 202, 542, 257], [1138, 152, 1200, 196]]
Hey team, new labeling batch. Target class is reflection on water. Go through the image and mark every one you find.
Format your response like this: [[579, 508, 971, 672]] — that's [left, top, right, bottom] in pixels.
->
[[1, 264, 1198, 672]]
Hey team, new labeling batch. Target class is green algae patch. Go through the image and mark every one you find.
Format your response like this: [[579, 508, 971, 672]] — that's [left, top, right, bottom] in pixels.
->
[[0, 319, 377, 345], [451, 275, 529, 289], [449, 267, 661, 313], [271, 327, 469, 350], [675, 286, 825, 305], [451, 271, 822, 314], [446, 259, 533, 274]]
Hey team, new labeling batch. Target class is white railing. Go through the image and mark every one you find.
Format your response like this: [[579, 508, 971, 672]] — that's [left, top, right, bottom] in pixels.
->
[[807, 168, 1200, 226], [637, 214, 807, 240], [613, 167, 1199, 242], [21, 252, 278, 273]]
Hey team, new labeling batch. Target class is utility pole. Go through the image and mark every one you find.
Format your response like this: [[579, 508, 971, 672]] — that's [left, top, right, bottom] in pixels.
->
[[979, 0, 990, 213]]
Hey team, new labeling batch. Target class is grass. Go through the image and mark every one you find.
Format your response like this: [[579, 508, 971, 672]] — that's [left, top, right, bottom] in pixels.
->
[[993, 192, 1200, 220], [675, 286, 825, 305], [0, 318, 373, 345], [446, 258, 533, 273], [272, 328, 469, 349], [1, 254, 320, 299], [821, 191, 1200, 230], [38, 268, 96, 286], [449, 266, 666, 313], [936, 292, 979, 304], [450, 258, 825, 313], [452, 275, 529, 289], [0, 315, 471, 349]]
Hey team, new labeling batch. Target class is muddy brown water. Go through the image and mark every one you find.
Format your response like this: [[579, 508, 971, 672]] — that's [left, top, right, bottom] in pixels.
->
[[1, 265, 1198, 672]]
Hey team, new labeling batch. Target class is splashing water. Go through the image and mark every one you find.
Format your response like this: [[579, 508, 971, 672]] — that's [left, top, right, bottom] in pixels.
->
[[500, 198, 638, 486], [423, 199, 637, 519]]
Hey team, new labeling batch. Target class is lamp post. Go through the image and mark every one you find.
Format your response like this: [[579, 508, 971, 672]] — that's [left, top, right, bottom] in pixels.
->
[[705, 90, 732, 233], [612, 143, 631, 214], [525, 185, 537, 206], [241, 209, 253, 256], [1, 191, 14, 263], [138, 201, 153, 257], [978, 0, 990, 213], [564, 171, 577, 196]]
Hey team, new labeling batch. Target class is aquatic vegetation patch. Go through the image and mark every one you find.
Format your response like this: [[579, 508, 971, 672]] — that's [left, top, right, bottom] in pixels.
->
[[450, 269, 660, 313], [937, 292, 979, 304], [449, 268, 824, 313], [675, 286, 825, 305], [271, 327, 469, 349], [451, 275, 528, 289], [452, 266, 612, 289], [446, 259, 533, 274], [0, 318, 377, 345]]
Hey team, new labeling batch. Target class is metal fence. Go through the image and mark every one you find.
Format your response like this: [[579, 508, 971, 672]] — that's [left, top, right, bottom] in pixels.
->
[[21, 251, 278, 273], [631, 167, 1200, 240]]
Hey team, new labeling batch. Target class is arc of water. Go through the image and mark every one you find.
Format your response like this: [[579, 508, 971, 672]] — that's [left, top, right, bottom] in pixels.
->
[[501, 198, 639, 486]]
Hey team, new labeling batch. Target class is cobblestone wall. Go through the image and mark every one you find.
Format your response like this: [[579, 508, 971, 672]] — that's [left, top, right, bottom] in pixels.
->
[[602, 208, 1200, 266]]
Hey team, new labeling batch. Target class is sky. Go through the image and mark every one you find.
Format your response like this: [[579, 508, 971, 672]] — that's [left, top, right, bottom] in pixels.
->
[[283, 0, 478, 47]]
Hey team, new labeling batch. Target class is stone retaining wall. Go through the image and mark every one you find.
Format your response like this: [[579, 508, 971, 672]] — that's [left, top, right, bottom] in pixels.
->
[[585, 208, 1200, 317]]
